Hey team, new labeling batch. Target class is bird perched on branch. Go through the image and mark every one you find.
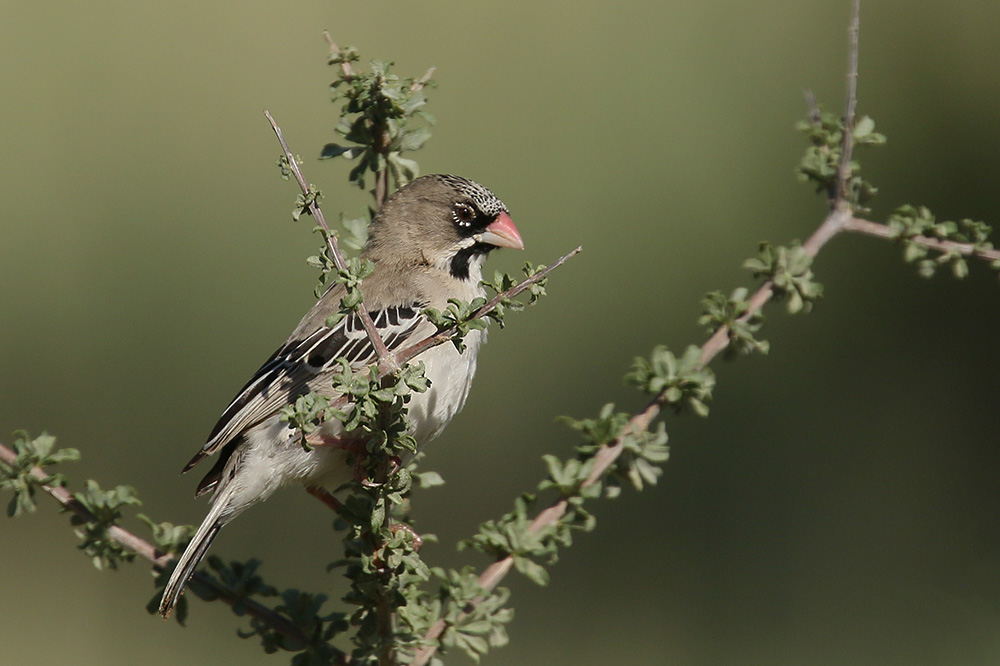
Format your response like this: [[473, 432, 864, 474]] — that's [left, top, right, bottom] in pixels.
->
[[158, 174, 523, 617]]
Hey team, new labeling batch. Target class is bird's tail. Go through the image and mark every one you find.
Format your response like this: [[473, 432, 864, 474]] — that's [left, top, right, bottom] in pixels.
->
[[158, 485, 234, 618]]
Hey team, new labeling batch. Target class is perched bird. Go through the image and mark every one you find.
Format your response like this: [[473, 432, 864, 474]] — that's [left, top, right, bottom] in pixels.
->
[[158, 174, 523, 617]]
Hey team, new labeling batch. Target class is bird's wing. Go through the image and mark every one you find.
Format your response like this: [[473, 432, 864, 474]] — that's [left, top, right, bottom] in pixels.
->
[[182, 304, 428, 473]]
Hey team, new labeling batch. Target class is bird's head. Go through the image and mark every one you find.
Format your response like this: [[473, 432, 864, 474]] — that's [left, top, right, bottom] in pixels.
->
[[364, 174, 524, 282]]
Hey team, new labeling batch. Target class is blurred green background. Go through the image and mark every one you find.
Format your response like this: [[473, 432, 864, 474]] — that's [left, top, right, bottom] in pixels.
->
[[3, 1, 1000, 664]]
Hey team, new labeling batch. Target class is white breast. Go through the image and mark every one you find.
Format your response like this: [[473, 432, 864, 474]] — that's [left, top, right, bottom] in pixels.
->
[[407, 328, 485, 445]]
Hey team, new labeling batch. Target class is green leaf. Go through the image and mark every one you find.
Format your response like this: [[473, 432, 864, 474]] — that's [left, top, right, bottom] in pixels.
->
[[744, 241, 823, 314], [323, 51, 436, 198], [625, 345, 715, 415], [1, 431, 79, 517], [888, 205, 995, 279], [138, 515, 195, 555], [512, 555, 549, 586], [71, 480, 142, 570], [398, 126, 432, 152], [416, 471, 445, 489], [796, 104, 883, 212]]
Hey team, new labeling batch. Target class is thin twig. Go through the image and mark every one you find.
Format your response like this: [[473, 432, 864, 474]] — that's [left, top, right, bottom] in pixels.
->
[[836, 0, 862, 204], [0, 441, 331, 656], [264, 110, 396, 369], [410, 67, 436, 92], [373, 135, 391, 209], [303, 245, 583, 448], [844, 216, 1000, 263], [323, 32, 356, 80], [388, 246, 584, 371], [306, 485, 344, 512], [803, 89, 822, 126]]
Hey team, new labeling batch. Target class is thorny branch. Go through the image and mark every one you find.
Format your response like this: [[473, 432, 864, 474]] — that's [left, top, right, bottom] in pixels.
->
[[0, 440, 330, 659], [416, 2, 993, 661], [410, 204, 853, 665], [264, 110, 395, 368], [413, 2, 868, 663]]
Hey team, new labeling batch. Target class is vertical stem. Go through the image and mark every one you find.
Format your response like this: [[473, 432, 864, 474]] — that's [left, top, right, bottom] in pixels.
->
[[375, 496, 396, 666], [373, 382, 397, 666], [836, 0, 861, 204], [374, 167, 389, 210], [372, 119, 391, 209]]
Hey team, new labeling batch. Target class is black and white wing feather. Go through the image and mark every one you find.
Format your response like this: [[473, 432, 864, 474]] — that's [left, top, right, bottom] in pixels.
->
[[182, 305, 427, 478]]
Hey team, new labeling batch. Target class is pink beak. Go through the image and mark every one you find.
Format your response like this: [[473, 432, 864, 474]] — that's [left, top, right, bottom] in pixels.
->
[[479, 211, 525, 250]]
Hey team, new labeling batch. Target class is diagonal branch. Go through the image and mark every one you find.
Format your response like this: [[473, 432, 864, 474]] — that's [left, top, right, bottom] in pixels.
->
[[303, 245, 583, 448], [0, 440, 335, 658], [415, 9, 871, 663], [409, 205, 851, 666], [264, 110, 395, 368], [414, 7, 995, 650], [388, 246, 583, 371]]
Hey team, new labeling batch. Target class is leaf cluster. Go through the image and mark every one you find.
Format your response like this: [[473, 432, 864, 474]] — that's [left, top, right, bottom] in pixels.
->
[[426, 568, 513, 664], [241, 589, 348, 665], [303, 230, 377, 305], [335, 362, 429, 452], [887, 205, 999, 279], [480, 263, 548, 326], [564, 404, 671, 496], [292, 184, 322, 222], [625, 345, 715, 416], [424, 262, 550, 353], [796, 108, 885, 212], [339, 215, 370, 254], [139, 516, 194, 556], [282, 359, 439, 662], [71, 480, 142, 570], [334, 519, 432, 662], [332, 257, 377, 322], [743, 241, 824, 314], [0, 430, 78, 516], [699, 288, 769, 357], [422, 298, 490, 353], [460, 494, 565, 586], [320, 51, 434, 190]]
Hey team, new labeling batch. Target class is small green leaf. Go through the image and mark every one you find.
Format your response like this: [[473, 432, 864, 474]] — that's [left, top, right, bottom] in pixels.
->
[[416, 471, 445, 488], [512, 556, 549, 586], [319, 143, 363, 160]]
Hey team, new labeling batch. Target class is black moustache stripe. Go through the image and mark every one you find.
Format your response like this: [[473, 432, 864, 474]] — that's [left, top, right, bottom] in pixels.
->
[[449, 242, 494, 280]]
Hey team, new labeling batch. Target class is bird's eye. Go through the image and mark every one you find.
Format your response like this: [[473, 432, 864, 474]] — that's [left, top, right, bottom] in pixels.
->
[[452, 202, 476, 228]]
